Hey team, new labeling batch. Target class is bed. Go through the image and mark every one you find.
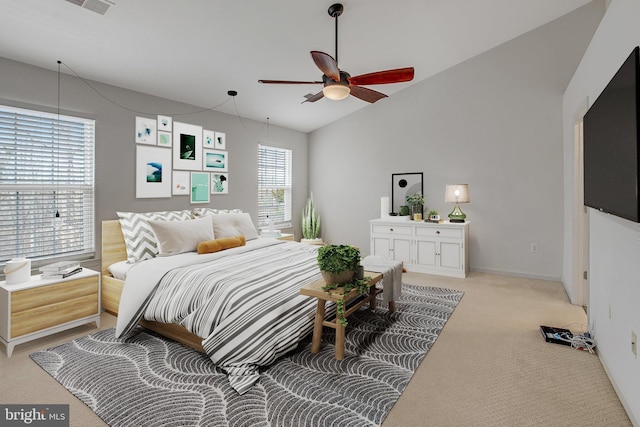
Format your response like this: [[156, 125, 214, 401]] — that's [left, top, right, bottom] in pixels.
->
[[100, 214, 326, 394]]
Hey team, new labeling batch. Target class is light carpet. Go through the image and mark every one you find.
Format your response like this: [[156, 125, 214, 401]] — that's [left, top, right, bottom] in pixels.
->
[[30, 284, 462, 427]]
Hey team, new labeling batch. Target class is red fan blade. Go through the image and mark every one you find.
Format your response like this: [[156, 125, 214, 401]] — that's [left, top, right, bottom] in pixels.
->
[[349, 85, 388, 103], [302, 91, 325, 103], [259, 79, 323, 84], [310, 51, 340, 81], [348, 67, 414, 86]]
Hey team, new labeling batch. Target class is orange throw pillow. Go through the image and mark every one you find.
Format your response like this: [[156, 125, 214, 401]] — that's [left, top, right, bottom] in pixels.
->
[[197, 235, 246, 254]]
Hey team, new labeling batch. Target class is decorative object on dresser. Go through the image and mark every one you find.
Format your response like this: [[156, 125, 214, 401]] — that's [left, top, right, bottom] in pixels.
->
[[370, 219, 469, 278], [445, 184, 470, 222], [0, 268, 100, 357], [392, 172, 423, 215], [3, 257, 31, 284], [406, 191, 425, 221], [427, 209, 440, 222], [301, 193, 323, 245]]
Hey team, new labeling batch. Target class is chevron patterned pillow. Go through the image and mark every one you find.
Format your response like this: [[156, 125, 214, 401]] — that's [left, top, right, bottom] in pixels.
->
[[117, 210, 192, 263]]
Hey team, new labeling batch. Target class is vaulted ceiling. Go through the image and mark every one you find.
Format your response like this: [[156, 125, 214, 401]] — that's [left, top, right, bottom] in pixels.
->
[[0, 0, 595, 132]]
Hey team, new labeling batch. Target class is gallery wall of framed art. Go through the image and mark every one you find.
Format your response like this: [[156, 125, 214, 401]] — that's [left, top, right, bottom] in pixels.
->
[[134, 115, 229, 202]]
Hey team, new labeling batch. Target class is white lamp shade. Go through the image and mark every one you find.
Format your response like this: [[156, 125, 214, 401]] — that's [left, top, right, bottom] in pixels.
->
[[323, 84, 350, 100], [445, 184, 470, 203]]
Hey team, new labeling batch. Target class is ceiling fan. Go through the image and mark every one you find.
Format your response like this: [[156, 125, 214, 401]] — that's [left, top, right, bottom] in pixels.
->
[[258, 3, 414, 103]]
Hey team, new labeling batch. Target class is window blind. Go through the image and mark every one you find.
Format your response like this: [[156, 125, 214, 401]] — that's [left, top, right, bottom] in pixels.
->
[[0, 105, 95, 265], [257, 144, 292, 227]]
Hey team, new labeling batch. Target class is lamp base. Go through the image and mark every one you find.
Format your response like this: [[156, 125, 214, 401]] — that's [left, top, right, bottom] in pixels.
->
[[448, 203, 467, 223]]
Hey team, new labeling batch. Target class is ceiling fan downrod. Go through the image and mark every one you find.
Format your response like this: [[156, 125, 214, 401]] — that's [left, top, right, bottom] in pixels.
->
[[328, 3, 343, 65]]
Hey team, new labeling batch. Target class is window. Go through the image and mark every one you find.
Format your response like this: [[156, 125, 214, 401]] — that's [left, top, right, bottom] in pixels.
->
[[257, 144, 292, 227], [0, 104, 95, 265]]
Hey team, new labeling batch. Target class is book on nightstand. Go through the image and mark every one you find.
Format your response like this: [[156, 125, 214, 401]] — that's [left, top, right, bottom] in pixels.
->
[[39, 260, 80, 273], [41, 266, 83, 279]]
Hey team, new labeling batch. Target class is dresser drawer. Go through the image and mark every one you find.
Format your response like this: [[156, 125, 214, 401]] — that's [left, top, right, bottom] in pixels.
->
[[415, 227, 462, 239], [372, 225, 413, 235]]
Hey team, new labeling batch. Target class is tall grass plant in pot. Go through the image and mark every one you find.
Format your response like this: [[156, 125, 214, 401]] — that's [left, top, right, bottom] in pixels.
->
[[301, 194, 323, 245]]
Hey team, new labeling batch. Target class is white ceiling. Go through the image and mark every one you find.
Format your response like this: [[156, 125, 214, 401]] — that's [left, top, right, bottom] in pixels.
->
[[0, 0, 594, 133]]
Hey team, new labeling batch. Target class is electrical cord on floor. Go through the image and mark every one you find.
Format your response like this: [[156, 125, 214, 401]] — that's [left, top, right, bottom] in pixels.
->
[[556, 323, 597, 353]]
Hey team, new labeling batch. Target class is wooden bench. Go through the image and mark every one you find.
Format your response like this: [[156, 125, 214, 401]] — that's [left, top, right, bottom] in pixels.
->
[[300, 271, 396, 360]]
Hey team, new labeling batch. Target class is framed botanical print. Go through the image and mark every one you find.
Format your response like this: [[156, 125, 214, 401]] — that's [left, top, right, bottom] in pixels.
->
[[211, 173, 228, 194]]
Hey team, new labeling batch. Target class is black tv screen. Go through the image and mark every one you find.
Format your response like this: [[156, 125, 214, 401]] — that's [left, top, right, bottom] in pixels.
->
[[583, 46, 640, 223]]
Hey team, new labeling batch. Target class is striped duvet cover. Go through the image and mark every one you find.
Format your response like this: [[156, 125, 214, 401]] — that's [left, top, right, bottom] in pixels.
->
[[115, 239, 324, 394]]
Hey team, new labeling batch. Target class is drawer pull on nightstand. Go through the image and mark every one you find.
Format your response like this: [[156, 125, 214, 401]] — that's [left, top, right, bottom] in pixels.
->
[[436, 230, 440, 234], [389, 228, 394, 232]]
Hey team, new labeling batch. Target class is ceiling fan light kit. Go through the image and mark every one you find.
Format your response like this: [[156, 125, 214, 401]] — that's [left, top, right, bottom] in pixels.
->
[[322, 71, 351, 100], [259, 3, 414, 104]]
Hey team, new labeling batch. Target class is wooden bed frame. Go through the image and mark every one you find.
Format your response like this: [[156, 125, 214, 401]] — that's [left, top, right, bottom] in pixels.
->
[[101, 220, 205, 352]]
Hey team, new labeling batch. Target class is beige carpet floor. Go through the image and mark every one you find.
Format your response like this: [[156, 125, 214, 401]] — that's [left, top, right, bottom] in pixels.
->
[[0, 272, 631, 427]]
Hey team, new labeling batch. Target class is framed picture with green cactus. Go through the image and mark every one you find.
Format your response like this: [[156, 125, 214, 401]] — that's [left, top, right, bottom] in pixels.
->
[[301, 194, 323, 245]]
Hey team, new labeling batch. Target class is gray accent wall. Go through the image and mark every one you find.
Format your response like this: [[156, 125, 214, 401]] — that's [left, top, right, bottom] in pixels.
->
[[308, 2, 604, 280], [0, 56, 309, 270]]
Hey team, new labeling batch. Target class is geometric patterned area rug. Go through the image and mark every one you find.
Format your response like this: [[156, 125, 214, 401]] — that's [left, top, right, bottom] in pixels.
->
[[31, 284, 463, 427]]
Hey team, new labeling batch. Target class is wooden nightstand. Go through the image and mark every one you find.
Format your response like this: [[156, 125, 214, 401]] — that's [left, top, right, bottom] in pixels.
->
[[0, 268, 101, 357]]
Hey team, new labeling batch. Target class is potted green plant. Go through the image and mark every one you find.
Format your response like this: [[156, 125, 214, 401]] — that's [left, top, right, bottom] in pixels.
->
[[317, 244, 369, 326], [427, 209, 440, 222], [406, 191, 425, 220], [301, 194, 323, 245], [317, 244, 360, 284]]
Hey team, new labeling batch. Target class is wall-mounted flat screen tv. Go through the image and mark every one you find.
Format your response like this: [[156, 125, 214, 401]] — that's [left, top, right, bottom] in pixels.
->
[[583, 46, 640, 223]]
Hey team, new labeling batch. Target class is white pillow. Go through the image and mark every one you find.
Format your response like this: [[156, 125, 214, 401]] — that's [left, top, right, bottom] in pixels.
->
[[148, 216, 214, 255], [210, 212, 259, 241]]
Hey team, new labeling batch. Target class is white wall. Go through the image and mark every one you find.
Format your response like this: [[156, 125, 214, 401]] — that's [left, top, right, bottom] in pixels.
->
[[309, 2, 603, 280], [562, 0, 640, 423]]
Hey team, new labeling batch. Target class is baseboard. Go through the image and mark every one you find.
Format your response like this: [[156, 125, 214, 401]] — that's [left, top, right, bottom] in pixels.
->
[[469, 267, 561, 282], [598, 352, 640, 427]]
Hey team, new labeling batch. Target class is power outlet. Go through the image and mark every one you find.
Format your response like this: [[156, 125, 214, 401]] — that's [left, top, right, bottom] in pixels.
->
[[632, 331, 637, 358], [530, 243, 539, 253]]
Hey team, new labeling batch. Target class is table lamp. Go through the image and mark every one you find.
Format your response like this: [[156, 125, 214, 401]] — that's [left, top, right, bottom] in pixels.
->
[[445, 184, 470, 223]]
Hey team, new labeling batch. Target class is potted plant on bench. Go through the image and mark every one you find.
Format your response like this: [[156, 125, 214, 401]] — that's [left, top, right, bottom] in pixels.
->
[[317, 244, 369, 326]]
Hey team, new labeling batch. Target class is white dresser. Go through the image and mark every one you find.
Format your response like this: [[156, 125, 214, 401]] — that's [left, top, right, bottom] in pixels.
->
[[370, 219, 469, 278]]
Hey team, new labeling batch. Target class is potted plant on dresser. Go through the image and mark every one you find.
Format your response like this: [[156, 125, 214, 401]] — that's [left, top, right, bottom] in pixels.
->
[[301, 194, 323, 245]]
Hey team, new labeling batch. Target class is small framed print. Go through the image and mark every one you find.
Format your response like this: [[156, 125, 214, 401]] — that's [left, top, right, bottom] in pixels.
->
[[190, 172, 210, 204], [157, 131, 172, 147], [157, 115, 172, 131], [203, 129, 215, 148], [173, 122, 203, 171], [135, 116, 157, 145], [211, 173, 228, 194], [136, 145, 171, 198], [203, 149, 228, 172], [214, 132, 226, 150], [172, 170, 189, 195]]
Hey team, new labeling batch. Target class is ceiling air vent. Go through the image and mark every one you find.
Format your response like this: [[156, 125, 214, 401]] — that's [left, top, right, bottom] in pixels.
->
[[65, 0, 114, 15]]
